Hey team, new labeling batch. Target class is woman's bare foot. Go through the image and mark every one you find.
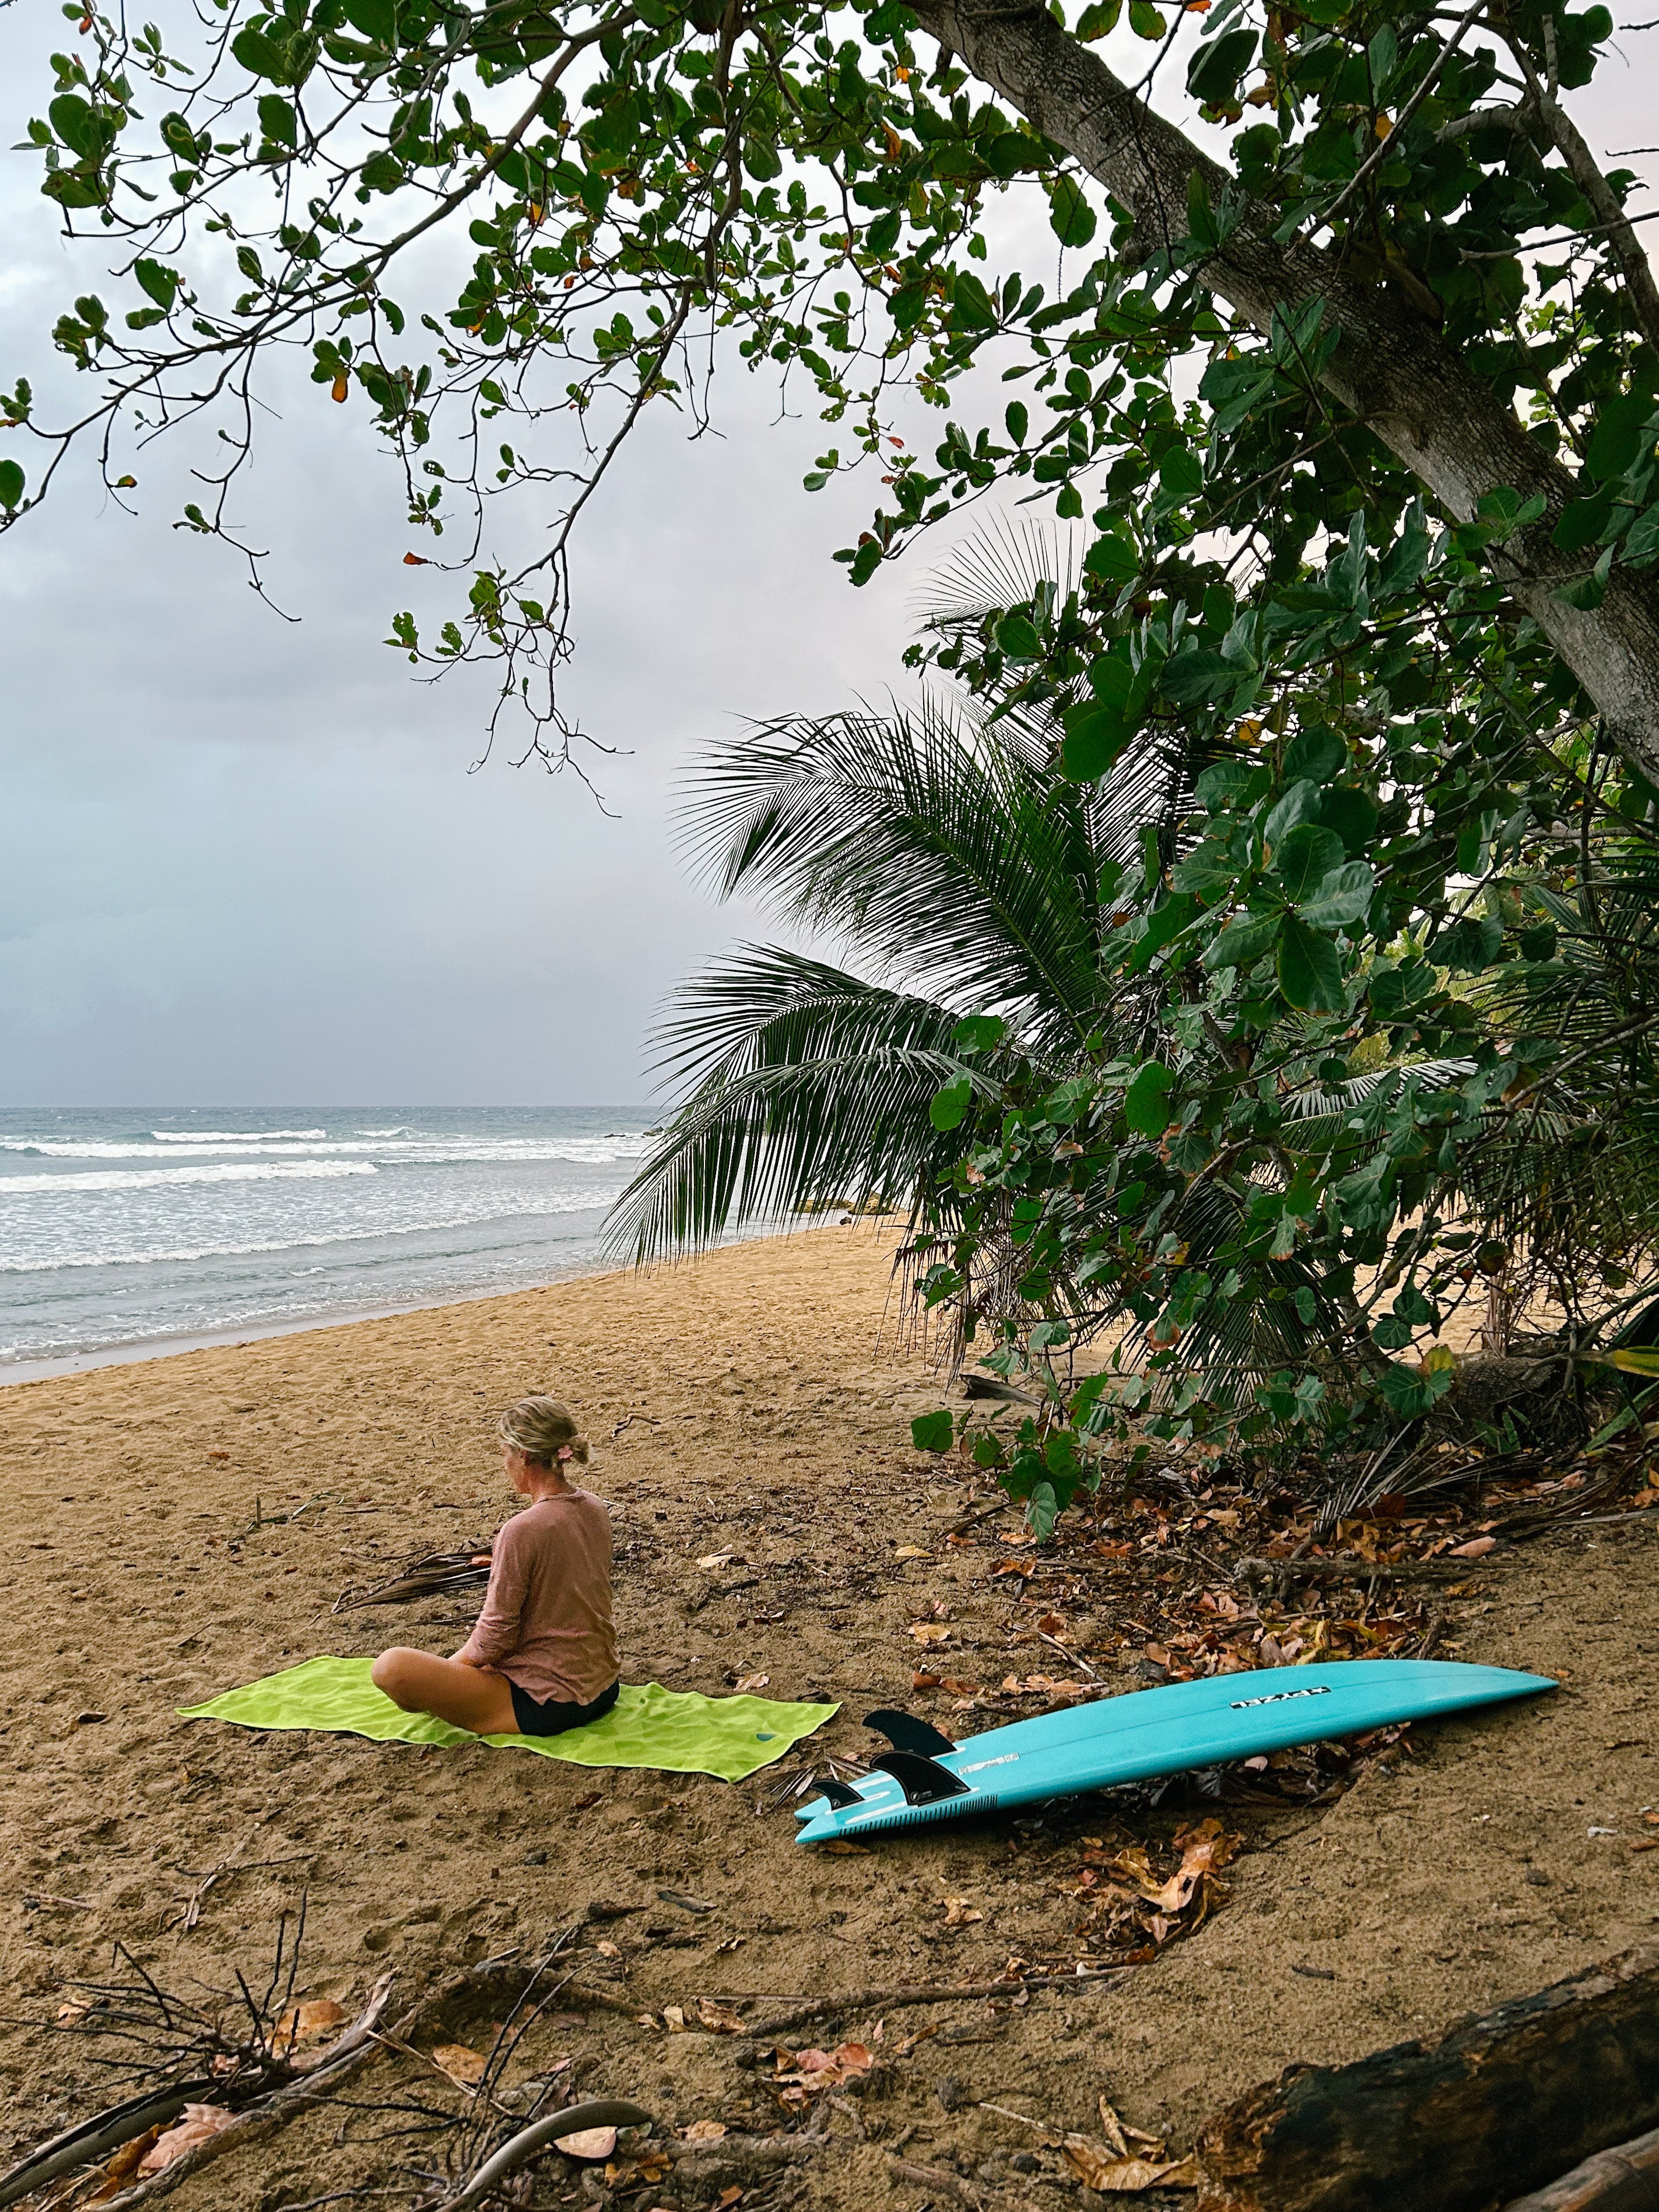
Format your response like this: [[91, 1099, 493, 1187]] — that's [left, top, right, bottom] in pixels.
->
[[370, 1648, 519, 1735]]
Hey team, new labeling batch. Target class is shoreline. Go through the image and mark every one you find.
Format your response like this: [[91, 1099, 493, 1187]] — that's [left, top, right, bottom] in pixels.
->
[[0, 1224, 792, 1389]]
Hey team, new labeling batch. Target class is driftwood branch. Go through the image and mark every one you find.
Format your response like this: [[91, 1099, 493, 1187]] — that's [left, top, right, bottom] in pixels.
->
[[0, 2081, 219, 2211], [1195, 1940, 1659, 2212], [436, 2099, 655, 2211], [1500, 2123, 1659, 2211]]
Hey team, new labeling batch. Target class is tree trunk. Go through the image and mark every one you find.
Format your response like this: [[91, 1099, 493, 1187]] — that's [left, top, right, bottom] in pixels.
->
[[1192, 1939, 1659, 2212], [911, 0, 1659, 783]]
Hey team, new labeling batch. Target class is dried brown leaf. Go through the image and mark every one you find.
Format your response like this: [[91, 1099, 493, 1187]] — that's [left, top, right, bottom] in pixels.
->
[[272, 1997, 347, 2048], [431, 2042, 487, 2088], [138, 2105, 237, 2175], [562, 2126, 619, 2161]]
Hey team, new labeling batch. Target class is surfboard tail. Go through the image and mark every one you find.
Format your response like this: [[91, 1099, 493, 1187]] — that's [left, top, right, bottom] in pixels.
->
[[796, 1793, 998, 1845]]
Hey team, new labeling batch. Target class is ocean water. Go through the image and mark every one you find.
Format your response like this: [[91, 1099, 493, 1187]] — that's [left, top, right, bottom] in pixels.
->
[[0, 1107, 675, 1374]]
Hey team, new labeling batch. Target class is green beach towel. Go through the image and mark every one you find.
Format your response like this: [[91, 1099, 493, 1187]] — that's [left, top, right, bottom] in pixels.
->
[[180, 1657, 836, 1783]]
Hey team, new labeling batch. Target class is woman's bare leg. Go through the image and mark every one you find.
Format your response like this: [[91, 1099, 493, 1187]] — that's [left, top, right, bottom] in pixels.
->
[[371, 1648, 520, 1735]]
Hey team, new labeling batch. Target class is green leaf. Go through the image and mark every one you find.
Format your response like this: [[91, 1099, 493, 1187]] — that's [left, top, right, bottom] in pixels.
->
[[134, 258, 179, 310], [1047, 174, 1097, 248], [1076, 0, 1121, 34], [1127, 893, 1197, 972], [1083, 529, 1137, 583], [1585, 390, 1657, 482], [0, 458, 24, 511], [1276, 915, 1345, 1011], [1296, 859, 1374, 928], [1128, 0, 1165, 36], [1436, 914, 1503, 972], [257, 93, 297, 148], [1553, 489, 1615, 552], [48, 92, 100, 159], [1316, 786, 1379, 854], [1061, 697, 1130, 782], [867, 209, 902, 258], [911, 1409, 956, 1453], [1203, 909, 1281, 970], [953, 1013, 1006, 1051], [930, 1075, 974, 1130], [1160, 649, 1233, 704], [1262, 778, 1321, 849], [1194, 758, 1260, 809], [1556, 545, 1614, 610], [1376, 1362, 1434, 1418], [1187, 26, 1258, 106], [996, 611, 1043, 662], [1124, 1060, 1175, 1135], [1283, 727, 1345, 784], [1025, 1479, 1061, 1541], [1605, 1349, 1659, 1377], [1158, 445, 1202, 501], [1275, 823, 1344, 902]]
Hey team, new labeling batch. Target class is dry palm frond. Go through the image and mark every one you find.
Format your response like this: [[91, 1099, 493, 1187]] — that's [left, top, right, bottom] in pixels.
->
[[333, 1549, 492, 1614]]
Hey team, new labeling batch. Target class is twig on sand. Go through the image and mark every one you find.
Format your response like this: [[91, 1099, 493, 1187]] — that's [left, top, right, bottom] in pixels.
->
[[746, 1968, 1131, 2039], [1034, 1629, 1099, 1681], [944, 1498, 1012, 1540], [261, 2193, 409, 2212], [888, 2153, 988, 2207]]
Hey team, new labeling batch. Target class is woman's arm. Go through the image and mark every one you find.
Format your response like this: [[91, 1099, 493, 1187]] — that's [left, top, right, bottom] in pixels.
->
[[455, 1520, 528, 1667]]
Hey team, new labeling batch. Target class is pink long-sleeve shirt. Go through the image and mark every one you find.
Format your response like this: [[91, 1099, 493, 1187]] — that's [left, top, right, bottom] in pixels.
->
[[457, 1488, 618, 1706]]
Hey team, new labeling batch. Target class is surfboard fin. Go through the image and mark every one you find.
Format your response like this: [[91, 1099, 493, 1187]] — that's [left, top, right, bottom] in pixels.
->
[[863, 1708, 957, 1758], [870, 1750, 972, 1806], [813, 1775, 862, 1809]]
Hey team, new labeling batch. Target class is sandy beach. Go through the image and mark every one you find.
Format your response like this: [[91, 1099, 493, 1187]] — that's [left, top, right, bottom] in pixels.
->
[[3, 1223, 1658, 2210]]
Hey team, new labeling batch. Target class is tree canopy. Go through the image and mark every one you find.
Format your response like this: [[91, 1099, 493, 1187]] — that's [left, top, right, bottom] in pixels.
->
[[7, 0, 1659, 767]]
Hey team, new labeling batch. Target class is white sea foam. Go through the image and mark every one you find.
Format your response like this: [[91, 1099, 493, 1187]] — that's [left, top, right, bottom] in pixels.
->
[[0, 1161, 378, 1197], [0, 1136, 653, 1164], [150, 1128, 327, 1142], [0, 1188, 627, 1272]]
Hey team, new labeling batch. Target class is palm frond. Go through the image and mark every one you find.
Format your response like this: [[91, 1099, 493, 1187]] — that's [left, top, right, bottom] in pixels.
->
[[675, 703, 1109, 1055], [911, 518, 1085, 637], [604, 946, 977, 1263]]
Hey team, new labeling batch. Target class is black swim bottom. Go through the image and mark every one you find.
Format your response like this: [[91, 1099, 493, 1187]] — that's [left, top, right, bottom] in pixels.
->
[[508, 1677, 620, 1738]]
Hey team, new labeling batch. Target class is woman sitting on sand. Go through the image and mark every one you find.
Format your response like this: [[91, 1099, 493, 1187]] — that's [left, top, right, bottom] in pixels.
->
[[371, 1396, 619, 1738]]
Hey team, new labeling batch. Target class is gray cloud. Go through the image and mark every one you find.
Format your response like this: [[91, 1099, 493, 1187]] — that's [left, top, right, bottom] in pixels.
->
[[2, 12, 1653, 1104]]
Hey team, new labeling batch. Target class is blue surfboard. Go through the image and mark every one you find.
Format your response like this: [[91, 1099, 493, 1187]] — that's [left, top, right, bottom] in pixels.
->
[[793, 1659, 1553, 1844]]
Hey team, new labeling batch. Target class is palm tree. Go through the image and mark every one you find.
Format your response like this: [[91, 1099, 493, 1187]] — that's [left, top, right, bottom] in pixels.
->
[[603, 691, 1197, 1264]]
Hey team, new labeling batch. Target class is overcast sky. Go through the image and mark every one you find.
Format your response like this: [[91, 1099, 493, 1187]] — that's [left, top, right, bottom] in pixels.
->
[[2, 9, 1654, 1109]]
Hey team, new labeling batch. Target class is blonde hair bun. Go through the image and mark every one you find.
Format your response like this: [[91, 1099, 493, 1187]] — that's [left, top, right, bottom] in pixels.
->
[[499, 1395, 591, 1469]]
